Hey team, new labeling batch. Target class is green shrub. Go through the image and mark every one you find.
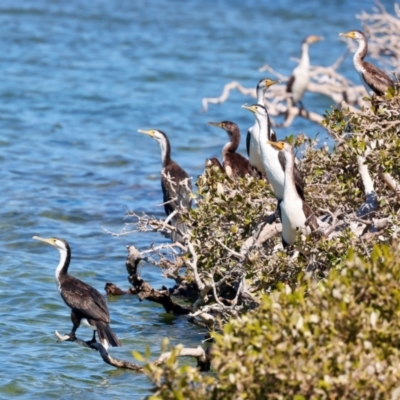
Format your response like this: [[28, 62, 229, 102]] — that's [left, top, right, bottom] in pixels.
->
[[143, 93, 400, 399], [146, 244, 400, 399]]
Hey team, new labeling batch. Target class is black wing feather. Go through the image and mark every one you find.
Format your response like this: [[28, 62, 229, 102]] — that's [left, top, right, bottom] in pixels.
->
[[302, 201, 319, 232], [246, 130, 251, 157], [286, 75, 295, 93], [278, 152, 305, 201], [161, 161, 192, 216], [362, 62, 394, 95], [59, 275, 110, 323]]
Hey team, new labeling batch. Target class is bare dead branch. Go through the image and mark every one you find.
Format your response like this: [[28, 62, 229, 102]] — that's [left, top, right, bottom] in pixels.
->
[[124, 245, 192, 315], [55, 331, 210, 371], [378, 167, 400, 199]]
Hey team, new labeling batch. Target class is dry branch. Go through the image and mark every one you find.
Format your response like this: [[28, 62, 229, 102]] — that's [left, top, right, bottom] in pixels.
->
[[125, 245, 192, 315], [54, 331, 209, 371]]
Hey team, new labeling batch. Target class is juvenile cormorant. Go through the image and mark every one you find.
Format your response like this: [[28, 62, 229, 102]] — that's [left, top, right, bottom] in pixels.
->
[[208, 121, 256, 179], [286, 35, 323, 108], [246, 78, 279, 175], [241, 104, 304, 201], [138, 129, 192, 243], [32, 236, 121, 349], [267, 141, 318, 247], [205, 157, 224, 173], [339, 30, 394, 96]]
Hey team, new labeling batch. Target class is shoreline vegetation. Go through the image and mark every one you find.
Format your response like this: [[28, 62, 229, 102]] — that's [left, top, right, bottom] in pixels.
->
[[62, 3, 400, 399]]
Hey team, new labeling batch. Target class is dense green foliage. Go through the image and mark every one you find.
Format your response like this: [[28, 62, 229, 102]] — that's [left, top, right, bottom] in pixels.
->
[[142, 93, 400, 398], [146, 244, 400, 399]]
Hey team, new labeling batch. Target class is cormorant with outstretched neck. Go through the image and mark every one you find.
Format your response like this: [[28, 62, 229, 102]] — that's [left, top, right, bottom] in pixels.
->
[[32, 236, 121, 349], [286, 35, 323, 108], [138, 129, 192, 243], [339, 29, 393, 96], [242, 104, 305, 202], [246, 78, 279, 175], [267, 141, 318, 247], [208, 121, 256, 179]]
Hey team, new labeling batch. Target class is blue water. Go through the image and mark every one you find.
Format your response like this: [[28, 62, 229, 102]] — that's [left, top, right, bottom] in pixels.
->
[[0, 0, 393, 398]]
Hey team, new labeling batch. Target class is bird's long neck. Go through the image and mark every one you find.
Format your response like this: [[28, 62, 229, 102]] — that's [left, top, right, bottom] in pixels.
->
[[255, 110, 272, 142], [225, 127, 240, 153], [159, 137, 172, 168], [353, 37, 368, 73], [55, 246, 71, 283], [256, 85, 265, 106], [299, 42, 310, 70], [283, 149, 298, 200]]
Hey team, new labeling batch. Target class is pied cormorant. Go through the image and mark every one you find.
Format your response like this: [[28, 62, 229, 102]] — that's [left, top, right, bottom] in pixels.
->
[[241, 104, 304, 202], [138, 129, 192, 243], [267, 141, 318, 247], [286, 35, 323, 108], [339, 29, 394, 96], [33, 236, 121, 350], [246, 78, 279, 175]]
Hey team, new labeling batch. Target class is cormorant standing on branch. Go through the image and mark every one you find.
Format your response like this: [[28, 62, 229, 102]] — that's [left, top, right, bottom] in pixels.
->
[[138, 129, 192, 243], [339, 30, 394, 96], [208, 121, 256, 179], [286, 35, 323, 108], [246, 78, 279, 175], [241, 104, 305, 202], [32, 236, 121, 349], [267, 141, 318, 247]]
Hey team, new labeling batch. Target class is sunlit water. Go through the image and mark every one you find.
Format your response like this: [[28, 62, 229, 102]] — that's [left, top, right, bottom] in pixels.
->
[[0, 0, 393, 398]]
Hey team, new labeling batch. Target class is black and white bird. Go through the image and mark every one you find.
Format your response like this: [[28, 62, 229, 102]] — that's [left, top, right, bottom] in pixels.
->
[[241, 104, 304, 202], [208, 121, 256, 179], [286, 35, 323, 108], [138, 129, 192, 243], [339, 29, 394, 96], [246, 78, 279, 175], [267, 141, 318, 248], [32, 236, 121, 350]]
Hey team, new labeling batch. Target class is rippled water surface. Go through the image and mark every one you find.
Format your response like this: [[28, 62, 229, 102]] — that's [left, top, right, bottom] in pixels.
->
[[0, 0, 393, 398]]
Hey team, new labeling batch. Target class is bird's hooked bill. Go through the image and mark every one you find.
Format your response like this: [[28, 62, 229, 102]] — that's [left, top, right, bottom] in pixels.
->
[[138, 129, 155, 137]]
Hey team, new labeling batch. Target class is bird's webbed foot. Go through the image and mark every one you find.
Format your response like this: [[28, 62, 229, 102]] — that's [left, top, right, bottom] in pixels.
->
[[84, 331, 98, 350], [85, 338, 98, 349]]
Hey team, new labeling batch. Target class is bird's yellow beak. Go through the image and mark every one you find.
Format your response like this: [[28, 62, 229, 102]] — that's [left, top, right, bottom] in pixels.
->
[[339, 31, 354, 39], [33, 236, 56, 246], [310, 35, 324, 43], [138, 129, 155, 137], [264, 79, 280, 88], [241, 104, 256, 113], [268, 141, 285, 151], [208, 121, 222, 128]]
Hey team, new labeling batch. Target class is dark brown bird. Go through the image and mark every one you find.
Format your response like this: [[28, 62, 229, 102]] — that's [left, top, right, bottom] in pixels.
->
[[32, 236, 121, 349], [138, 129, 192, 243], [205, 157, 224, 173], [208, 121, 257, 179], [340, 30, 394, 96]]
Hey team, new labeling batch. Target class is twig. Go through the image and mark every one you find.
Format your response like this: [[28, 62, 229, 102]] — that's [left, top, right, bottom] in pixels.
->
[[378, 167, 400, 199], [215, 238, 245, 260]]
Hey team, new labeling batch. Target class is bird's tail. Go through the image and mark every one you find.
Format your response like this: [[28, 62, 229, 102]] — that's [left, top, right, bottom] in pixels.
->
[[170, 217, 189, 244], [96, 321, 121, 349]]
